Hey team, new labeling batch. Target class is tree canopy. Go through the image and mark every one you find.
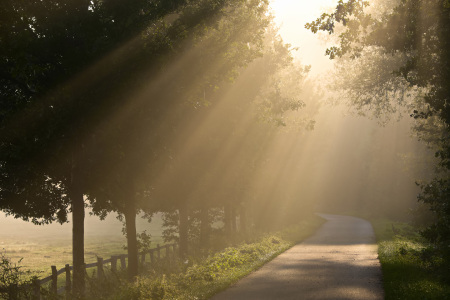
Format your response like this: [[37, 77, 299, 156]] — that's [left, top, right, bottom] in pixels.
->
[[0, 0, 277, 290], [1, 0, 320, 290]]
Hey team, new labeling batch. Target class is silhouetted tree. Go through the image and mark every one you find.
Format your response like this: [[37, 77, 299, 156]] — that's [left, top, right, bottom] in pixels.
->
[[0, 0, 196, 292]]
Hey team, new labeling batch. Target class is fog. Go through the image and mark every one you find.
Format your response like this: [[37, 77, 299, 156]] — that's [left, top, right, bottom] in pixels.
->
[[0, 210, 163, 239], [1, 120, 429, 248], [0, 0, 434, 241]]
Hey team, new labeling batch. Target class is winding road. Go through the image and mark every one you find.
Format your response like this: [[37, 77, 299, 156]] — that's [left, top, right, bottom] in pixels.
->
[[210, 214, 384, 300]]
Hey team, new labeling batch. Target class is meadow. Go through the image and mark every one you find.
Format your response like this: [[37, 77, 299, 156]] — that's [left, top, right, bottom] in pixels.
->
[[0, 212, 165, 279]]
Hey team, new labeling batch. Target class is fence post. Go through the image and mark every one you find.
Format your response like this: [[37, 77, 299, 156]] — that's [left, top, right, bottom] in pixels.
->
[[51, 266, 57, 295], [157, 244, 161, 260], [8, 283, 18, 300], [120, 255, 126, 270], [97, 257, 104, 279], [141, 252, 146, 264], [65, 264, 71, 298], [32, 278, 40, 300], [150, 250, 154, 264], [111, 256, 117, 272]]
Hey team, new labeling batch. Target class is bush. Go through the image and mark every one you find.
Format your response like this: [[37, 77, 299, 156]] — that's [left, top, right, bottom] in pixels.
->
[[0, 251, 32, 299]]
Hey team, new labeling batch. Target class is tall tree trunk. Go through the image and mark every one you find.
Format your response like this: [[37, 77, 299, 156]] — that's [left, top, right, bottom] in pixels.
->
[[70, 143, 85, 297], [199, 207, 210, 250], [239, 203, 247, 236], [179, 201, 189, 258], [124, 203, 138, 281], [224, 203, 232, 240], [231, 205, 237, 234], [71, 184, 85, 296]]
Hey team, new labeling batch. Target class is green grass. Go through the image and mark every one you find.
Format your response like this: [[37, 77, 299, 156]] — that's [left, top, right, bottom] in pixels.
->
[[370, 219, 450, 300]]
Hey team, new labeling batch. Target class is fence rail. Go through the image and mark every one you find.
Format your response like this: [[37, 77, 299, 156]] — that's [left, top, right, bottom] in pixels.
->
[[0, 243, 177, 300]]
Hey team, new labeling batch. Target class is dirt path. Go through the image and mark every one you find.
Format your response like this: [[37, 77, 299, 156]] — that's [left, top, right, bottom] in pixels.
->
[[210, 214, 384, 300]]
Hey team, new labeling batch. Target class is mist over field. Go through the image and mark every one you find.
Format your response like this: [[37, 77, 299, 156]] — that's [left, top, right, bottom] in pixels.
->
[[0, 211, 164, 239]]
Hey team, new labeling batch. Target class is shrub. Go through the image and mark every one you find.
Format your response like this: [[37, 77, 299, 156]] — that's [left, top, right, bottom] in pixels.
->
[[0, 251, 32, 299]]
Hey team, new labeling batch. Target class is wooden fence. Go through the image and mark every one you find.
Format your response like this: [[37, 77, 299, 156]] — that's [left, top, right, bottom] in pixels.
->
[[0, 243, 177, 300]]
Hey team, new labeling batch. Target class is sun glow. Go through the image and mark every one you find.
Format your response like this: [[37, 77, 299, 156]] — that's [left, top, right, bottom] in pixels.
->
[[269, 0, 338, 75]]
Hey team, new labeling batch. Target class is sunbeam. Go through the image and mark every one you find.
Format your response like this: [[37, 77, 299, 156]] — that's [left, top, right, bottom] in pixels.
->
[[1, 0, 449, 297]]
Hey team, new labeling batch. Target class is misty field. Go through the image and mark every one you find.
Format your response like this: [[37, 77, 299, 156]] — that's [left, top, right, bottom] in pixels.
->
[[0, 212, 166, 279], [2, 236, 125, 279]]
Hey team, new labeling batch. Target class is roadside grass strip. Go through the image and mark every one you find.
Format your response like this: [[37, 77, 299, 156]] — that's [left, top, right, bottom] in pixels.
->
[[372, 219, 450, 300]]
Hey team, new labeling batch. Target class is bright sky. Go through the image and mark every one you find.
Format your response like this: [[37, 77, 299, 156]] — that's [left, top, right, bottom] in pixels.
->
[[269, 0, 338, 75]]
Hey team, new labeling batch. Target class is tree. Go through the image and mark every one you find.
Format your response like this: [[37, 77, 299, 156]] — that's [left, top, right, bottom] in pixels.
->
[[0, 0, 193, 293], [88, 0, 274, 276], [307, 0, 450, 252]]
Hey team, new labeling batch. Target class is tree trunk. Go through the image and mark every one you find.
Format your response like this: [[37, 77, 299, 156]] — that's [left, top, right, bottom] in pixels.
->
[[71, 187, 85, 297], [124, 203, 138, 281], [69, 136, 88, 297], [179, 201, 189, 258], [239, 203, 247, 236], [224, 203, 232, 240], [199, 207, 210, 250], [231, 205, 237, 234]]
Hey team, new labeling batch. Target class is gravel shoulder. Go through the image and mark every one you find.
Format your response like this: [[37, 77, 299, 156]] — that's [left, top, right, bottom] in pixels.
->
[[210, 214, 384, 300]]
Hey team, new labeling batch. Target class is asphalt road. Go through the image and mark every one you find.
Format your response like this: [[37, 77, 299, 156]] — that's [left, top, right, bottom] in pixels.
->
[[210, 214, 384, 300]]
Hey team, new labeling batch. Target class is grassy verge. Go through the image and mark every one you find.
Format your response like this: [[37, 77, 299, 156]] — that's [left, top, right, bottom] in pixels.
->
[[370, 219, 450, 300], [94, 215, 325, 300]]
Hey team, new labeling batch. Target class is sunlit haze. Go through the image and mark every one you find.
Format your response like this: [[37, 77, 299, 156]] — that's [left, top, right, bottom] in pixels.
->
[[270, 0, 337, 75], [1, 0, 444, 294], [1, 0, 427, 250]]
